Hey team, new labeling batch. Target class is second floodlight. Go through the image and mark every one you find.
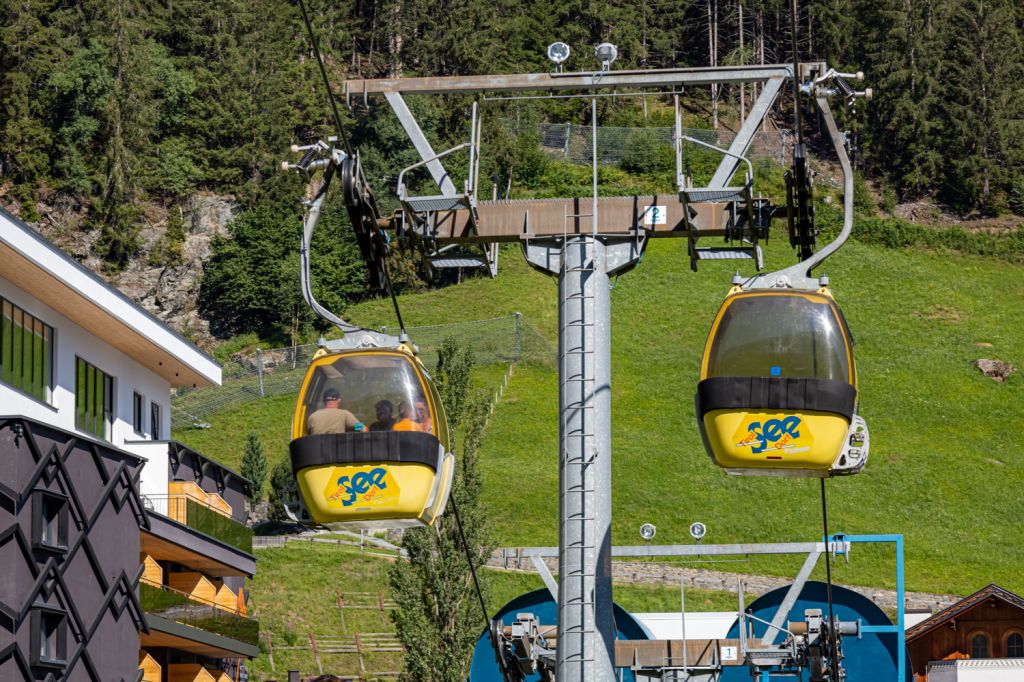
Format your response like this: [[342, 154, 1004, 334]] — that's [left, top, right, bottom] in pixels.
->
[[595, 42, 618, 70]]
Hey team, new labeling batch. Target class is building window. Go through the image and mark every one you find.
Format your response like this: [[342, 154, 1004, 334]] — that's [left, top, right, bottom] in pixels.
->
[[133, 392, 145, 435], [1007, 632, 1024, 657], [970, 633, 990, 658], [0, 298, 54, 403], [30, 606, 66, 667], [150, 401, 162, 440], [31, 491, 68, 552], [76, 357, 114, 441]]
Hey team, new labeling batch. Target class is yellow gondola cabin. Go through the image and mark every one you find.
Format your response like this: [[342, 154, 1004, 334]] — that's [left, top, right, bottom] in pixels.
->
[[289, 344, 454, 528], [696, 286, 868, 477]]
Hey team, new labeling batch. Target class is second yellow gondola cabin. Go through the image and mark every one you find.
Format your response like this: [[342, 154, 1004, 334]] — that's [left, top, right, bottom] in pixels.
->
[[288, 343, 454, 528], [696, 284, 868, 477]]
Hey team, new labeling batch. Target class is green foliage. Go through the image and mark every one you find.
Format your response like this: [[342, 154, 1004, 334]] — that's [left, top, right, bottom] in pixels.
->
[[2, 0, 1024, 252], [149, 137, 201, 198], [267, 458, 292, 522], [149, 206, 187, 266], [1010, 178, 1024, 217], [140, 581, 259, 646], [881, 186, 898, 215], [512, 130, 549, 186], [853, 173, 877, 214], [815, 202, 1024, 263], [620, 129, 675, 176], [435, 335, 474, 438], [186, 496, 254, 552], [389, 338, 493, 682], [198, 204, 367, 342], [241, 431, 269, 501]]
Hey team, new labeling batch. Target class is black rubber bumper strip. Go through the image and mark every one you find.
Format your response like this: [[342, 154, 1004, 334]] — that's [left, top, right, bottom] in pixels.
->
[[290, 430, 441, 475], [696, 376, 856, 421]]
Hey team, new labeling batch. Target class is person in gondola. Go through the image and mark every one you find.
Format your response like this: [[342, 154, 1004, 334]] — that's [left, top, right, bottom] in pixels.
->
[[391, 400, 421, 432], [307, 388, 363, 434], [369, 400, 396, 431], [414, 399, 433, 434]]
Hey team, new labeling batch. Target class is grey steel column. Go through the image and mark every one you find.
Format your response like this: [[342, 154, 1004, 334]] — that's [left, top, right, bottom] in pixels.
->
[[557, 234, 615, 682]]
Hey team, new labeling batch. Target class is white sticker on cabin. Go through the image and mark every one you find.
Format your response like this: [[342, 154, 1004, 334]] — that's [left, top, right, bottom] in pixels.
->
[[643, 205, 667, 225], [720, 645, 738, 661]]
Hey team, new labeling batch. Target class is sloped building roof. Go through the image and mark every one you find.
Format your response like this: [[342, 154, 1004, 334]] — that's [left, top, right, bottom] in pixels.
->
[[907, 584, 1024, 642]]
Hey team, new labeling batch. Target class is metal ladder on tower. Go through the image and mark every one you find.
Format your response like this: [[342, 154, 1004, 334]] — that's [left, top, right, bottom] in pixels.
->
[[558, 202, 598, 680], [675, 134, 770, 272]]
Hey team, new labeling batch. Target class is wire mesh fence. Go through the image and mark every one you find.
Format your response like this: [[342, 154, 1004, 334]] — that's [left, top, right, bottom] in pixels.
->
[[500, 119, 789, 167], [171, 314, 555, 427]]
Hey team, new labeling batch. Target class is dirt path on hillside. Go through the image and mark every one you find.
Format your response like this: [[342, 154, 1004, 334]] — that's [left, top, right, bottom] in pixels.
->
[[488, 550, 959, 613]]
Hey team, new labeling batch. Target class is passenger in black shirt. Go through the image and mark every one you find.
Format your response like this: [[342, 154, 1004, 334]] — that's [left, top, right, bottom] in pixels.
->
[[369, 400, 397, 431]]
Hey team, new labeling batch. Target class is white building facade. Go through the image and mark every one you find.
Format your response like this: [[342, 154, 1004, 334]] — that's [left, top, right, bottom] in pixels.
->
[[0, 207, 221, 496]]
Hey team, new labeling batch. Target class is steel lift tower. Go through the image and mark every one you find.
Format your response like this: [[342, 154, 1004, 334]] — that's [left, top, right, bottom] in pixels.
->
[[289, 58, 868, 682]]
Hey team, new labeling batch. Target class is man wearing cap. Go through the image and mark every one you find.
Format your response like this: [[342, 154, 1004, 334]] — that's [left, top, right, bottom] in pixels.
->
[[307, 388, 362, 434]]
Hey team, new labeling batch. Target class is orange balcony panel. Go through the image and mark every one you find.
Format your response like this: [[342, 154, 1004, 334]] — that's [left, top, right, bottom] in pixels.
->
[[168, 663, 217, 682], [168, 572, 218, 605], [212, 581, 238, 612], [168, 481, 232, 519], [142, 554, 163, 585], [139, 650, 161, 682]]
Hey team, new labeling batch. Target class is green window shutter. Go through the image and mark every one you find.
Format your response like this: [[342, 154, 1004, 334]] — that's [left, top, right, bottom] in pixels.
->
[[1, 304, 11, 386], [11, 308, 22, 389]]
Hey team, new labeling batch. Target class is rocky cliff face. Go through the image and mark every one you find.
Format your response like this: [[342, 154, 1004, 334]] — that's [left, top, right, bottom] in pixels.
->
[[11, 193, 238, 349], [115, 194, 238, 347]]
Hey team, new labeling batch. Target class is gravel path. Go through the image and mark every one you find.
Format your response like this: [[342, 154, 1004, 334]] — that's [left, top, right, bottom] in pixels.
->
[[489, 549, 959, 613]]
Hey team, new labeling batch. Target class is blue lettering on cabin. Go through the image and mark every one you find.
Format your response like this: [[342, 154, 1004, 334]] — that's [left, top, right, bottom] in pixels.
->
[[335, 468, 389, 507], [747, 416, 802, 454]]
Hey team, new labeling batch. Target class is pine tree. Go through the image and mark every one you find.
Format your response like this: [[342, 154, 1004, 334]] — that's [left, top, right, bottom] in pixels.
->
[[940, 0, 1024, 211], [857, 0, 945, 199], [0, 0, 68, 214], [267, 458, 293, 522], [241, 431, 268, 501], [388, 340, 493, 682]]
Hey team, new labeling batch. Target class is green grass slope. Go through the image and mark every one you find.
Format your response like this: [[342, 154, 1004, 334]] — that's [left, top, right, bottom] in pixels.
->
[[177, 233, 1024, 598], [249, 543, 741, 677], [350, 235, 1024, 597]]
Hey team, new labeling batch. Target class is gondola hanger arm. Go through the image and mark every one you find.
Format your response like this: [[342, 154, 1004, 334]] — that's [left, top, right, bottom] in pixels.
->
[[296, 150, 403, 350], [742, 86, 857, 292]]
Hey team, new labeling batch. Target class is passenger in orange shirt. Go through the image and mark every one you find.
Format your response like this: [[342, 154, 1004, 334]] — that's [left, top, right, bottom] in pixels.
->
[[392, 401, 421, 432]]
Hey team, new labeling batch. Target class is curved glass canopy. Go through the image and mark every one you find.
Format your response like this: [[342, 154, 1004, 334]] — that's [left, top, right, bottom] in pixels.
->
[[293, 351, 440, 439], [702, 291, 852, 383]]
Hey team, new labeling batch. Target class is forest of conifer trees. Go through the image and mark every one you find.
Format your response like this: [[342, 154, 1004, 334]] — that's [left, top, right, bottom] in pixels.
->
[[1, 0, 1022, 335]]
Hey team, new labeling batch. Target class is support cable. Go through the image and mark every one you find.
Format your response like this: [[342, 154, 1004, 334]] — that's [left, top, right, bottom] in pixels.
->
[[820, 478, 839, 681], [449, 497, 511, 682], [296, 0, 408, 337], [297, 0, 351, 156], [789, 0, 803, 148]]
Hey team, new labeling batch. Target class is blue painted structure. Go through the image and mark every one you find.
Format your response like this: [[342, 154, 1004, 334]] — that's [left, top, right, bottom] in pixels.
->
[[722, 580, 911, 682], [470, 534, 907, 681], [468, 588, 652, 681]]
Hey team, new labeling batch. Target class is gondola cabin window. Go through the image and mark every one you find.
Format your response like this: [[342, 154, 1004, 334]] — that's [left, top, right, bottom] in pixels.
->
[[0, 298, 54, 404], [75, 357, 114, 441], [299, 353, 434, 436], [704, 293, 851, 382]]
